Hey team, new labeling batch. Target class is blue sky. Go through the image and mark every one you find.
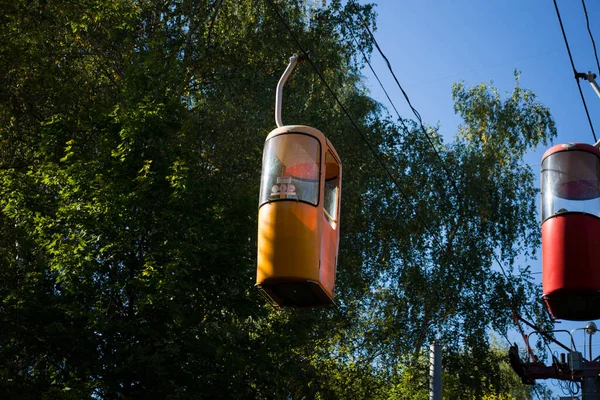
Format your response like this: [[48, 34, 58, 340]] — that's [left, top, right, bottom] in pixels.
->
[[361, 0, 600, 151], [356, 0, 600, 395]]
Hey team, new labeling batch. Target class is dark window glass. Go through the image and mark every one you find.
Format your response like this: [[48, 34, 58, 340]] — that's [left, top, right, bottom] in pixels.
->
[[541, 150, 600, 221], [323, 151, 340, 228], [259, 134, 320, 206]]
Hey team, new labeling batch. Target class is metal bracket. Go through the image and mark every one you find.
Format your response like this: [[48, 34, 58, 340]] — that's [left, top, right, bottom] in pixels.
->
[[577, 71, 600, 100]]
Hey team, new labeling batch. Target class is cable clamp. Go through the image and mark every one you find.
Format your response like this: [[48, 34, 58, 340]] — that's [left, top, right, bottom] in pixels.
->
[[576, 71, 597, 81]]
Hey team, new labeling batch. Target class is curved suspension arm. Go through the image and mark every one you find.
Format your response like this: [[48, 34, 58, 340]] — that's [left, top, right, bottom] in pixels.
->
[[275, 54, 301, 128], [577, 72, 600, 147]]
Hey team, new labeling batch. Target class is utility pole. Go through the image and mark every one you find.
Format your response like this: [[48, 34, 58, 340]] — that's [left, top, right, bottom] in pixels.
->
[[429, 341, 442, 400]]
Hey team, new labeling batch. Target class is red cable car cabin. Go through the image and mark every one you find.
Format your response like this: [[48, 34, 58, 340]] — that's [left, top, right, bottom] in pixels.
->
[[542, 143, 600, 320], [256, 125, 342, 307]]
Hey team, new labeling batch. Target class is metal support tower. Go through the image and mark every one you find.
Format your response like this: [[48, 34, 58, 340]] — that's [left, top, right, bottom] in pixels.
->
[[510, 322, 600, 399]]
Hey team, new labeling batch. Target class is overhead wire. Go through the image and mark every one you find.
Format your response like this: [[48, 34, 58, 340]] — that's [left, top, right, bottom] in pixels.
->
[[339, 0, 543, 344], [582, 0, 600, 74], [340, 19, 527, 353], [347, 0, 540, 329], [342, 18, 458, 213], [348, 34, 410, 133], [553, 0, 598, 142], [352, 4, 574, 370], [351, 9, 600, 364], [348, 1, 458, 192], [500, 331, 513, 347], [338, 11, 536, 366], [341, 11, 530, 321]]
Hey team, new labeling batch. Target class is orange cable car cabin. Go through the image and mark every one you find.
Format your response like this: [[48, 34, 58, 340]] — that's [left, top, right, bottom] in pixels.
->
[[256, 126, 342, 307], [542, 143, 600, 320], [256, 55, 342, 308]]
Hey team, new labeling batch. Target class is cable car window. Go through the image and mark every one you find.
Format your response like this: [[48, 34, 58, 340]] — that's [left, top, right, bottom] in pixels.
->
[[542, 150, 600, 221], [259, 133, 320, 206], [323, 151, 340, 228]]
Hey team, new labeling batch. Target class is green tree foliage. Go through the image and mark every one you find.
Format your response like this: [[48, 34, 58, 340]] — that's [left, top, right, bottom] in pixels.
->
[[387, 339, 550, 400], [0, 0, 555, 398]]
